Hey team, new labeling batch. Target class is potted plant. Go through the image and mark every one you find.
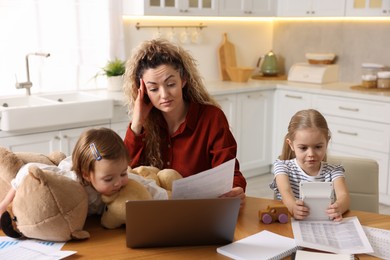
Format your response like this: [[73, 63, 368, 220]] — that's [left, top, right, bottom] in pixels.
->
[[97, 58, 126, 91]]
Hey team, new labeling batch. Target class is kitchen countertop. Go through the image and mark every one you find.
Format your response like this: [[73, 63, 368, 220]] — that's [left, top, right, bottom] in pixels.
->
[[83, 79, 390, 105], [1, 80, 389, 136], [204, 79, 390, 102]]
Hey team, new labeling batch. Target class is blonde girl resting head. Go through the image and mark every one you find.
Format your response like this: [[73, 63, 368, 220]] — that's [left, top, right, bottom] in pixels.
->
[[270, 109, 350, 221]]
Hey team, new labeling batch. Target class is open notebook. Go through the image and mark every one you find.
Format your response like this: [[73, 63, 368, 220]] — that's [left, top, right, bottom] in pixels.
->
[[217, 230, 299, 260]]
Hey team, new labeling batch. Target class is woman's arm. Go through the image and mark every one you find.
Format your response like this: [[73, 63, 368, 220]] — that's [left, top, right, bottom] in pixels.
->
[[327, 177, 350, 221], [275, 174, 309, 219]]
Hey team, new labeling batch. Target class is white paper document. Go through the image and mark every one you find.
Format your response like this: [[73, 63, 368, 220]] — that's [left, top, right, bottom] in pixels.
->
[[0, 237, 76, 259], [363, 225, 390, 259], [171, 159, 235, 199], [291, 217, 373, 255]]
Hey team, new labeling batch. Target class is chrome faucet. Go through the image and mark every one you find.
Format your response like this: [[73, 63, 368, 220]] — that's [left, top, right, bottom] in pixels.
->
[[15, 52, 50, 95]]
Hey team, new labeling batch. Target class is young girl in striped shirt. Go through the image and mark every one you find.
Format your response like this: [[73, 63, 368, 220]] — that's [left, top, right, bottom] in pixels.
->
[[270, 109, 350, 221]]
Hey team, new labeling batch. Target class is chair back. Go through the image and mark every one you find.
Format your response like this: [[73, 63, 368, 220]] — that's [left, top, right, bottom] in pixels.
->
[[328, 155, 379, 213]]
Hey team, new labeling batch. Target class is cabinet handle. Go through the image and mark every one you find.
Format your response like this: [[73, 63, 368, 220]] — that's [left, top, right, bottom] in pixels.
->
[[337, 130, 358, 136], [180, 9, 188, 13], [54, 136, 60, 140], [244, 10, 252, 14], [285, 94, 302, 99], [338, 106, 359, 112], [62, 135, 68, 139], [247, 93, 263, 99]]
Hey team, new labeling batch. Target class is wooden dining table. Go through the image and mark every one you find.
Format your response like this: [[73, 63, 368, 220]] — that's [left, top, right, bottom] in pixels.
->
[[2, 197, 389, 259]]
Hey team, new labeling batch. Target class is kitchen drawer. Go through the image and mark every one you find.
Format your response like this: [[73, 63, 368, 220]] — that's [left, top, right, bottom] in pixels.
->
[[326, 116, 390, 153], [313, 95, 390, 124]]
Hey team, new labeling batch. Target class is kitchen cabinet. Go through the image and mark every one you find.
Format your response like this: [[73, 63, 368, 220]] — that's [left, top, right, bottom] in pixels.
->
[[214, 94, 237, 133], [0, 124, 109, 156], [277, 0, 346, 16], [215, 90, 274, 178], [110, 104, 130, 139], [345, 0, 390, 16], [235, 90, 273, 177], [272, 89, 312, 161], [123, 0, 218, 16], [313, 94, 390, 205], [218, 0, 276, 17]]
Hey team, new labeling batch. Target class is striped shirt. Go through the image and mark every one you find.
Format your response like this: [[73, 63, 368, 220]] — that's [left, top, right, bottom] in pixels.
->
[[270, 158, 345, 200]]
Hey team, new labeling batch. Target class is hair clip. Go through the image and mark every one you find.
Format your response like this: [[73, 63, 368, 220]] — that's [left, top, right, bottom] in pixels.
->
[[89, 143, 102, 161]]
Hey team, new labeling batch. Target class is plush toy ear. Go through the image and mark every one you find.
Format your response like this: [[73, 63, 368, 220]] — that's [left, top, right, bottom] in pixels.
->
[[157, 169, 182, 191], [130, 166, 161, 186]]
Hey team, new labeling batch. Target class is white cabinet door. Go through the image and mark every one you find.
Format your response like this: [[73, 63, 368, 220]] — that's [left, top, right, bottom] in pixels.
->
[[235, 90, 273, 177], [346, 0, 390, 16], [0, 131, 61, 154], [123, 0, 218, 16], [219, 0, 276, 16], [214, 93, 237, 135], [0, 124, 109, 155], [278, 0, 346, 16], [179, 0, 219, 16], [123, 0, 179, 16], [272, 89, 312, 161], [58, 125, 109, 156]]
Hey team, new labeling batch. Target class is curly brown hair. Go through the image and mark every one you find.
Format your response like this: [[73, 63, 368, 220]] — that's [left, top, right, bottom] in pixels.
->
[[280, 109, 331, 161], [123, 39, 219, 168]]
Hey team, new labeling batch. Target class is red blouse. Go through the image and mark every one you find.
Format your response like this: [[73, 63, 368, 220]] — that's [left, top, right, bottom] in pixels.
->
[[124, 102, 247, 191]]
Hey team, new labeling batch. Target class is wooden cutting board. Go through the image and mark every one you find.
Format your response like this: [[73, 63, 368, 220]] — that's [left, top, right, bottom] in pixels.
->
[[218, 33, 237, 81]]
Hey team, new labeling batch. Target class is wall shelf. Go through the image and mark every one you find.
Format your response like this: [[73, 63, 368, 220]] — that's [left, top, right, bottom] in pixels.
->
[[135, 22, 207, 30]]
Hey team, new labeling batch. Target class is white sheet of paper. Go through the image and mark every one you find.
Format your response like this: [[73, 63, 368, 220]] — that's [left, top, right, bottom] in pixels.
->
[[291, 217, 373, 255], [0, 240, 75, 260], [171, 158, 235, 199]]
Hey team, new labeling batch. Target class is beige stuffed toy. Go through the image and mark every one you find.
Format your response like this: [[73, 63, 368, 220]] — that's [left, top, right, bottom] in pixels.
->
[[100, 167, 182, 229], [0, 147, 90, 241]]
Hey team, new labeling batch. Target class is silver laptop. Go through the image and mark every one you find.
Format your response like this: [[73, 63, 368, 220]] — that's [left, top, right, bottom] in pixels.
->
[[125, 197, 240, 248]]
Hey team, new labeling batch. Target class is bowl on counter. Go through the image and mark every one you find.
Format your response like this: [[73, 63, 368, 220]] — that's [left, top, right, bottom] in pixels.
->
[[305, 53, 336, 65], [226, 66, 254, 82]]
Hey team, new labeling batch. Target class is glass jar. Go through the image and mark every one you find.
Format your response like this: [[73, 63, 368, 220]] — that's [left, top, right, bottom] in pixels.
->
[[361, 63, 384, 88], [377, 71, 390, 89]]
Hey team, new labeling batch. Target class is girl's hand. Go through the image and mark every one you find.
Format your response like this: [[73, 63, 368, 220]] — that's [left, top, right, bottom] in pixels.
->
[[131, 78, 154, 135], [327, 202, 343, 222], [220, 187, 246, 207], [292, 200, 309, 220]]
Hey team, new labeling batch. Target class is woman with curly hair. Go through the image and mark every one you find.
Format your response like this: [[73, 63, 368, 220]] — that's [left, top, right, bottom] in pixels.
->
[[123, 39, 246, 205]]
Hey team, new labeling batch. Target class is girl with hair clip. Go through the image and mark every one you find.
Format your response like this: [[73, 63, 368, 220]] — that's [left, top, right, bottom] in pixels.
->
[[0, 127, 167, 219], [123, 39, 246, 206], [270, 109, 350, 221]]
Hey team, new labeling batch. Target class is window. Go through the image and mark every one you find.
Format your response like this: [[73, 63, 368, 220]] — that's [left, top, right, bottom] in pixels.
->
[[0, 0, 123, 96]]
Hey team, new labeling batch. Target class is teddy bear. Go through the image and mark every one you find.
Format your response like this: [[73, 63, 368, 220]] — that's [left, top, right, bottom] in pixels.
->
[[100, 167, 182, 229], [0, 147, 90, 242]]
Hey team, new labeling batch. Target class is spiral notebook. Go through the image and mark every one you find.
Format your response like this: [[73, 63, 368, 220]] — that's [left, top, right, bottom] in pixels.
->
[[216, 230, 299, 260]]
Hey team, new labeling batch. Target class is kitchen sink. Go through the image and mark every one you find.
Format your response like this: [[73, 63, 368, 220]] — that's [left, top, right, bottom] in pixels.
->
[[37, 92, 105, 103], [0, 96, 54, 108], [0, 91, 114, 132]]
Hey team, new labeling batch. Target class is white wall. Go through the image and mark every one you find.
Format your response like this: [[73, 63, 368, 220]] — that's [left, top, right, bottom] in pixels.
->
[[123, 18, 274, 82]]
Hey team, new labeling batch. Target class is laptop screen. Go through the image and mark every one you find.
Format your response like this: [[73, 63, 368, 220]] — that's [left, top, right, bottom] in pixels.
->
[[126, 197, 241, 248]]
